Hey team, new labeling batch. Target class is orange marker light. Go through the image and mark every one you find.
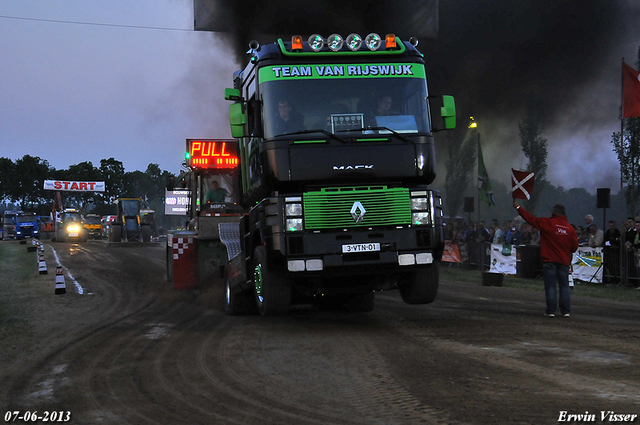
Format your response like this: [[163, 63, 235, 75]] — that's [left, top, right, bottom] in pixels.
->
[[292, 35, 303, 51], [385, 34, 397, 49]]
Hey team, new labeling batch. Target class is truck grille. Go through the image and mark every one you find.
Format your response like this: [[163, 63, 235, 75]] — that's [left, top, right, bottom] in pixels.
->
[[303, 186, 411, 229]]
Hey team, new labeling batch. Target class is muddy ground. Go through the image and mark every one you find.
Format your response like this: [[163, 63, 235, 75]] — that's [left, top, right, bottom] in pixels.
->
[[1, 240, 639, 424]]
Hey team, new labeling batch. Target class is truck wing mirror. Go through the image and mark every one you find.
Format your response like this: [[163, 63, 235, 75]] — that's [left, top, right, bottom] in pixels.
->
[[224, 88, 241, 101], [229, 102, 247, 138], [440, 95, 456, 130]]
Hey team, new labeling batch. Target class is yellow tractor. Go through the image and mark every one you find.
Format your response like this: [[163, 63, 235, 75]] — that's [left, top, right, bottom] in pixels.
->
[[108, 198, 152, 243]]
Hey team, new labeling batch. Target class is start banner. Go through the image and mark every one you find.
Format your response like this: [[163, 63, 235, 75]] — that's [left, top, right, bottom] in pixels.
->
[[43, 180, 106, 192]]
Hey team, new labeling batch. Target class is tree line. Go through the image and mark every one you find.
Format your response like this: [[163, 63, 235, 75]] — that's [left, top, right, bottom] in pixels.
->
[[0, 155, 175, 220]]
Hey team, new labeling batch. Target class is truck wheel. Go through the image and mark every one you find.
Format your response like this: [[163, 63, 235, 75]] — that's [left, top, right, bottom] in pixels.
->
[[398, 262, 439, 304], [141, 225, 152, 242], [225, 278, 257, 315], [110, 224, 122, 243], [252, 245, 291, 315]]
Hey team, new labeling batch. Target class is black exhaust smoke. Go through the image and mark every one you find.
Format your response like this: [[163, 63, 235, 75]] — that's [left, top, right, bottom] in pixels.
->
[[193, 0, 439, 63]]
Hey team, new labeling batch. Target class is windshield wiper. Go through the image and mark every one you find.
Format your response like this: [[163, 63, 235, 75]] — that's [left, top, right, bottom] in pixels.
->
[[278, 129, 349, 144], [337, 127, 413, 143]]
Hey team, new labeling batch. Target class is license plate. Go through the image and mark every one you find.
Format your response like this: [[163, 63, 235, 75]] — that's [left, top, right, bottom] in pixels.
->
[[342, 243, 381, 253], [69, 233, 78, 237]]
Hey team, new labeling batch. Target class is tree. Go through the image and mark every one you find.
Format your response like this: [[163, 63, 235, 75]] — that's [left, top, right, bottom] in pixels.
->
[[519, 93, 548, 214], [61, 161, 103, 209], [99, 158, 126, 203], [12, 155, 52, 209], [444, 122, 476, 220], [0, 157, 16, 201], [612, 47, 640, 217]]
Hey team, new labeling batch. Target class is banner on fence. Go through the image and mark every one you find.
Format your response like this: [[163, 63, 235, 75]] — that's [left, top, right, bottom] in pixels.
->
[[572, 247, 602, 283], [442, 240, 461, 263], [489, 243, 517, 274]]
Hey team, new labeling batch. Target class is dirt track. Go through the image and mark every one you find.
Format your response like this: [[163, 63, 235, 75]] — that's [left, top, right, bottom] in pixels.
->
[[1, 240, 640, 424]]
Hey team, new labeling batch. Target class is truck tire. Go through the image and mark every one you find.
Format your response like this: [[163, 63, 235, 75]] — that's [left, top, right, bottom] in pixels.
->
[[110, 224, 122, 243], [252, 245, 291, 315], [398, 262, 439, 304], [225, 277, 257, 315], [141, 225, 152, 242]]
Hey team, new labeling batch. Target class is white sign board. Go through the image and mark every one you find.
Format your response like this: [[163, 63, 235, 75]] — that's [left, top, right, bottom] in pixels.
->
[[43, 180, 105, 192], [489, 243, 517, 275], [572, 247, 603, 283], [165, 190, 190, 215]]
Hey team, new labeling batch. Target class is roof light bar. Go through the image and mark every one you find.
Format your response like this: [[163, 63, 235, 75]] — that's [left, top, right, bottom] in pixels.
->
[[365, 33, 382, 51], [327, 34, 344, 51], [308, 34, 324, 52], [346, 33, 363, 51], [291, 35, 303, 51]]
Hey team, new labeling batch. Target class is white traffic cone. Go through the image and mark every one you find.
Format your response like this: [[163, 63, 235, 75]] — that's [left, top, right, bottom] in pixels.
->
[[55, 266, 66, 294]]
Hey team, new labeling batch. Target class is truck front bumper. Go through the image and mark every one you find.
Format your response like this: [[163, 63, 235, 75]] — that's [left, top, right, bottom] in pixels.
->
[[276, 226, 442, 276]]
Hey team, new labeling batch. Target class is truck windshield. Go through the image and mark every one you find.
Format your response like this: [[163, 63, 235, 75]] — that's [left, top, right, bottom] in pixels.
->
[[16, 216, 36, 223], [261, 69, 431, 139], [122, 200, 140, 216], [62, 213, 81, 222]]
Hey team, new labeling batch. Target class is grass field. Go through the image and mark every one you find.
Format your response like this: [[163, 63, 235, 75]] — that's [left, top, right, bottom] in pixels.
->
[[440, 265, 640, 303], [0, 241, 43, 338]]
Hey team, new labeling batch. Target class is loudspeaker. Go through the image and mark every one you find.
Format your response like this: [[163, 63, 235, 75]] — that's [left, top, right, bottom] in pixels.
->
[[464, 197, 474, 213], [597, 188, 610, 209]]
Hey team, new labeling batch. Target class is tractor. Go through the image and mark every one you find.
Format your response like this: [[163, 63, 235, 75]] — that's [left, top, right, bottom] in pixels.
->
[[108, 198, 152, 243]]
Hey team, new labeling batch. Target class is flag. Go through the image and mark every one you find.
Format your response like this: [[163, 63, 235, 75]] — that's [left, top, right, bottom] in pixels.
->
[[623, 62, 640, 119], [511, 169, 535, 200], [477, 140, 495, 205]]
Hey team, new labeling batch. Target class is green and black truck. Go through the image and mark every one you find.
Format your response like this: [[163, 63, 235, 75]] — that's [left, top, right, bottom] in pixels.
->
[[167, 34, 455, 315], [219, 33, 455, 315]]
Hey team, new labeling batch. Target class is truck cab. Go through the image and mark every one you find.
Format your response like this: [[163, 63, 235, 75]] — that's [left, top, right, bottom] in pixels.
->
[[1, 211, 18, 240], [15, 212, 39, 239], [222, 34, 456, 315], [83, 214, 103, 239]]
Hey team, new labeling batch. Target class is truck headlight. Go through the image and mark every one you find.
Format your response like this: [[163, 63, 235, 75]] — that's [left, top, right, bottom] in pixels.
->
[[67, 224, 81, 233], [412, 212, 431, 225], [410, 191, 432, 225], [286, 218, 303, 232], [411, 198, 428, 210], [285, 203, 302, 216]]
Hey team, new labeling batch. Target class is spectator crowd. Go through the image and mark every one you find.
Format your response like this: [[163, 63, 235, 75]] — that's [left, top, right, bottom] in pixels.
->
[[444, 213, 640, 287]]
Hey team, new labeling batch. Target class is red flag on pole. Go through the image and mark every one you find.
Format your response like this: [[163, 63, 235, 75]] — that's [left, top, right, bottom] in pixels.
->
[[623, 62, 640, 119], [511, 169, 535, 200]]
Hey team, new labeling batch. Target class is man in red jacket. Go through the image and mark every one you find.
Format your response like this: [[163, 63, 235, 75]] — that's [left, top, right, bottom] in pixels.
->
[[513, 199, 579, 317]]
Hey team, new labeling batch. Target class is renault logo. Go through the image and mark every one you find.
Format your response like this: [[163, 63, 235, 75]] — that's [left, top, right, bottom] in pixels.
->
[[350, 201, 366, 223]]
